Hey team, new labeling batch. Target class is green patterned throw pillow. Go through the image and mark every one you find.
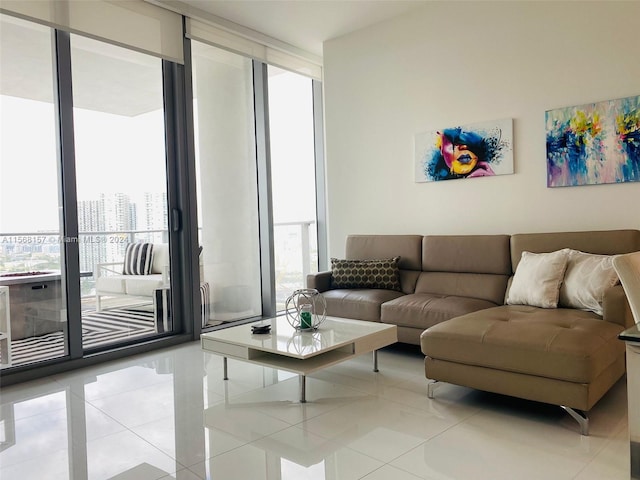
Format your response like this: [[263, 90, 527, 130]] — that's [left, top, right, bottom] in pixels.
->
[[330, 256, 401, 291]]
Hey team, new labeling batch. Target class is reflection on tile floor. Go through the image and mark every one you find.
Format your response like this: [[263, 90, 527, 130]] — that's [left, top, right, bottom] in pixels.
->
[[0, 341, 631, 479]]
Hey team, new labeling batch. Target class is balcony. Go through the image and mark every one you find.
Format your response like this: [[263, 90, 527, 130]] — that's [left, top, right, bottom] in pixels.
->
[[0, 222, 317, 367]]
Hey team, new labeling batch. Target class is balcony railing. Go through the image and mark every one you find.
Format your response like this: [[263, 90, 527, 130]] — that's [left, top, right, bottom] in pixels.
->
[[273, 220, 318, 309], [1, 222, 318, 309]]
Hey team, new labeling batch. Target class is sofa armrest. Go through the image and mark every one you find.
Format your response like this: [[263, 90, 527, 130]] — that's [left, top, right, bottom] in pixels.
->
[[602, 284, 633, 328], [306, 271, 332, 292]]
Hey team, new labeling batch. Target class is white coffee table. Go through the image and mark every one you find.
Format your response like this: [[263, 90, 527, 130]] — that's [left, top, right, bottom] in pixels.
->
[[201, 316, 398, 402]]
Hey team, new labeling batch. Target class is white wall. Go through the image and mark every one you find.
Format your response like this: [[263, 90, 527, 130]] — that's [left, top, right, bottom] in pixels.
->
[[322, 1, 640, 258]]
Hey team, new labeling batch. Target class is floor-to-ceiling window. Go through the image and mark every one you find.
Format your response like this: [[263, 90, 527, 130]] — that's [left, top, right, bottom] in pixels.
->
[[0, 14, 68, 367], [191, 42, 262, 325], [189, 42, 324, 324], [267, 66, 319, 310]]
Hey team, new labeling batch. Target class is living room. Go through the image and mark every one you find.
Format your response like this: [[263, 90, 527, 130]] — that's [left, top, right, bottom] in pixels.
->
[[1, 1, 639, 479]]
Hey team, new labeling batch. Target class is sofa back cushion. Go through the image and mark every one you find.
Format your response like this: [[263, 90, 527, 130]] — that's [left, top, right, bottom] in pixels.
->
[[415, 272, 509, 305], [510, 230, 640, 271], [422, 235, 512, 275], [345, 235, 423, 293], [416, 235, 511, 304]]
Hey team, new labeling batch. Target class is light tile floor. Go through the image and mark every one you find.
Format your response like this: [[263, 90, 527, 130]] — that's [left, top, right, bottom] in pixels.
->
[[0, 341, 631, 480]]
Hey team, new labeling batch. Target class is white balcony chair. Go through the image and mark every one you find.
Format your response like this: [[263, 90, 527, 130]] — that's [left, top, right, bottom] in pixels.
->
[[95, 243, 169, 311]]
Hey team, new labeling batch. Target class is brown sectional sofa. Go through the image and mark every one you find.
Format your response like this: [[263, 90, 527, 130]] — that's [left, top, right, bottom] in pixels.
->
[[306, 230, 640, 435], [308, 234, 513, 344]]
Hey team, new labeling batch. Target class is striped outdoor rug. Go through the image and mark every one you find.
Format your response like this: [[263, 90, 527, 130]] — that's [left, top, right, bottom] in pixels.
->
[[7, 308, 156, 366]]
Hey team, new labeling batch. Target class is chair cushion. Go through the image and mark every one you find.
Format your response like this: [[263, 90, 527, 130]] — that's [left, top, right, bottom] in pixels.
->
[[152, 243, 169, 275], [124, 274, 164, 296], [381, 293, 498, 330], [95, 276, 126, 294], [421, 305, 625, 383]]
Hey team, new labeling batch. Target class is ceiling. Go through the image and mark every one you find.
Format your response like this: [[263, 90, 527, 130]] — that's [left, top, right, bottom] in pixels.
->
[[165, 0, 427, 58]]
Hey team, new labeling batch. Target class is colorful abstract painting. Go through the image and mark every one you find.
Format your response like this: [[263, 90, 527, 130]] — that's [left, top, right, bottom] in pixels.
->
[[546, 95, 640, 187], [415, 118, 513, 183]]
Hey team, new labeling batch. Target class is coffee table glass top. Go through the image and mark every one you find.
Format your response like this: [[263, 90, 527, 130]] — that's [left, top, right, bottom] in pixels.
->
[[201, 315, 395, 360]]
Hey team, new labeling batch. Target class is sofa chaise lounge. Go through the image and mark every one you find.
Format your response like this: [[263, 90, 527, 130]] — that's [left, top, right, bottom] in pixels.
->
[[306, 230, 640, 434]]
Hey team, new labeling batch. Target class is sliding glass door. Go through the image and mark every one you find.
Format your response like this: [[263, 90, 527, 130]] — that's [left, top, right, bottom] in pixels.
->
[[191, 42, 262, 325], [0, 15, 68, 367], [69, 35, 172, 349]]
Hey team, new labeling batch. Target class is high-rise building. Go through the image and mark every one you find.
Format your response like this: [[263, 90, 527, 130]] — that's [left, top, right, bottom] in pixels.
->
[[77, 199, 105, 273]]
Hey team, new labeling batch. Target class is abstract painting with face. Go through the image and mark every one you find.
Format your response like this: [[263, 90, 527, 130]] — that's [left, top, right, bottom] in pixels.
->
[[415, 118, 514, 182]]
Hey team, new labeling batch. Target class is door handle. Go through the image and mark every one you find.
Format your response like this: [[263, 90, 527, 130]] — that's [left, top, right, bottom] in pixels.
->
[[171, 209, 181, 233]]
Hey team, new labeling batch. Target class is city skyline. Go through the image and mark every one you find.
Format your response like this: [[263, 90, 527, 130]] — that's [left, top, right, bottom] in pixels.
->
[[1, 192, 168, 274]]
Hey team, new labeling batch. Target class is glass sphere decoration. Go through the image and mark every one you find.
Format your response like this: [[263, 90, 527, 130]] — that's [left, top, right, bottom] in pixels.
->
[[285, 288, 327, 330]]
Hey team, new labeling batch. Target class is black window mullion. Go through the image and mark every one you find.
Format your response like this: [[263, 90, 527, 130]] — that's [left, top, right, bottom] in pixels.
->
[[253, 60, 276, 318], [53, 29, 82, 359], [312, 79, 328, 271], [179, 36, 203, 338]]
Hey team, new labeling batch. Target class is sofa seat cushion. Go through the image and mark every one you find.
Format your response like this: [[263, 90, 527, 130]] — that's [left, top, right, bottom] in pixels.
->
[[124, 274, 165, 297], [421, 305, 625, 383], [322, 289, 405, 322], [382, 293, 498, 330]]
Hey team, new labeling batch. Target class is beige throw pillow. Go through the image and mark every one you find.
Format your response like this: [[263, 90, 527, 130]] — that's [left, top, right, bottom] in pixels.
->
[[559, 250, 619, 316], [506, 249, 569, 308]]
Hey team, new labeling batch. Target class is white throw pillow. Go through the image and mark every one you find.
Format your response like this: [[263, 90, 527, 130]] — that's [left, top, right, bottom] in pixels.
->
[[506, 249, 570, 308], [559, 250, 619, 316]]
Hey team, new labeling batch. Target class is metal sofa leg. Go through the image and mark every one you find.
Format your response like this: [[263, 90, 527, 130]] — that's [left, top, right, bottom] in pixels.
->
[[427, 380, 441, 399], [561, 406, 589, 436]]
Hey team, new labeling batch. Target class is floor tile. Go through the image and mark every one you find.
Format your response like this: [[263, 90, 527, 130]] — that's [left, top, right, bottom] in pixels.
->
[[202, 400, 292, 442], [360, 464, 424, 480], [233, 375, 371, 425], [300, 395, 456, 462], [85, 378, 178, 428], [574, 420, 631, 480], [84, 430, 180, 479], [0, 406, 70, 468], [131, 414, 247, 467], [159, 469, 204, 480], [188, 439, 384, 480], [55, 362, 176, 402], [0, 448, 71, 480], [1, 381, 67, 421], [390, 397, 614, 480]]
